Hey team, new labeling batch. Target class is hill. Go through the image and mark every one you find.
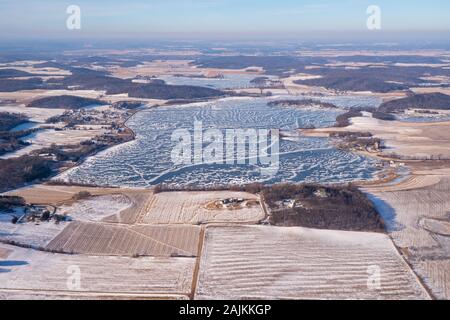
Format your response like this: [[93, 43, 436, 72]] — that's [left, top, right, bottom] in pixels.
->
[[0, 112, 28, 131], [379, 93, 450, 113], [26, 95, 107, 109], [0, 68, 34, 79]]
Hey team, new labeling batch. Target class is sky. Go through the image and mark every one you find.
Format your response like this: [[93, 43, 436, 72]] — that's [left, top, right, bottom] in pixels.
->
[[0, 0, 449, 40]]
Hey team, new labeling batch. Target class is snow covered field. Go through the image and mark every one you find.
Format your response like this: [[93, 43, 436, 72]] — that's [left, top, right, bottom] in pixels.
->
[[159, 74, 270, 90], [57, 194, 132, 222], [0, 212, 65, 248], [195, 225, 430, 300], [1, 126, 108, 159], [366, 176, 450, 299], [0, 194, 132, 248], [0, 243, 195, 299], [141, 191, 264, 224], [337, 116, 450, 159], [0, 105, 65, 122], [45, 222, 201, 257]]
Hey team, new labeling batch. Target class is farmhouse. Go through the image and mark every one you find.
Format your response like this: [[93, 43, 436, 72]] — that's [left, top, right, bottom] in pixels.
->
[[221, 198, 244, 205]]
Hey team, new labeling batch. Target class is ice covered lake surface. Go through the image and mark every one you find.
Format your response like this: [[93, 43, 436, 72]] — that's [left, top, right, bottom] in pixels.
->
[[396, 114, 450, 123], [158, 74, 276, 90], [307, 95, 382, 109], [9, 121, 40, 132], [59, 96, 380, 188]]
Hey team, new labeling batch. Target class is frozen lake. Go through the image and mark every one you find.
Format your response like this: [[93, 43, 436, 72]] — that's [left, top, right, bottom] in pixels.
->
[[58, 96, 378, 187], [158, 74, 274, 90], [9, 121, 40, 132]]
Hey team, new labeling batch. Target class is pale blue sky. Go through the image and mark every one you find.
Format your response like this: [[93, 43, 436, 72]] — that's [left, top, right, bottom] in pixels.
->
[[0, 0, 449, 39]]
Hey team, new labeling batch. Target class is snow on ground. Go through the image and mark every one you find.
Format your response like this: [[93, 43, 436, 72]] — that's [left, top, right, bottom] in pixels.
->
[[6, 184, 125, 205], [141, 191, 263, 224], [45, 222, 201, 257], [0, 243, 195, 299], [365, 176, 450, 299], [196, 225, 430, 300], [1, 126, 107, 159], [57, 194, 132, 222], [0, 211, 66, 248], [9, 122, 40, 132], [351, 117, 450, 158], [0, 194, 132, 248], [0, 65, 71, 76], [312, 115, 450, 159], [0, 105, 66, 122], [59, 97, 377, 187]]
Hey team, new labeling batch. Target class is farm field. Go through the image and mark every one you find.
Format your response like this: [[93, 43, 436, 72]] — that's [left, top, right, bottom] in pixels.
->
[[0, 194, 143, 248], [365, 175, 450, 299], [0, 290, 189, 300], [0, 243, 194, 299], [0, 88, 164, 109], [57, 194, 132, 222], [108, 59, 263, 80], [1, 187, 146, 247], [46, 221, 201, 257], [140, 191, 264, 225], [304, 116, 450, 159], [0, 212, 65, 248], [416, 260, 450, 299], [0, 61, 71, 75], [0, 126, 108, 159], [195, 225, 430, 300], [364, 175, 443, 193], [102, 192, 154, 224], [7, 184, 152, 206]]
